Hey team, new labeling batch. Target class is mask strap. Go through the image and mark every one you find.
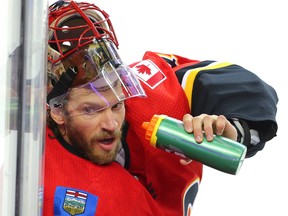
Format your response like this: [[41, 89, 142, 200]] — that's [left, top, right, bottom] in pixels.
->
[[47, 67, 78, 104]]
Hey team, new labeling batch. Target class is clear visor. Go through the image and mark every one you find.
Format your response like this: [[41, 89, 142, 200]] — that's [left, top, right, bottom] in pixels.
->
[[48, 60, 146, 116]]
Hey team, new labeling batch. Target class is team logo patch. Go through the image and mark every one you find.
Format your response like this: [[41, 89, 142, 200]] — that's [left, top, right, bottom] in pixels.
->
[[132, 60, 166, 89], [54, 186, 98, 216]]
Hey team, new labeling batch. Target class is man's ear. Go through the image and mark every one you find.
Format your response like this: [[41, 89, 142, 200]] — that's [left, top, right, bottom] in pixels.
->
[[50, 110, 65, 125]]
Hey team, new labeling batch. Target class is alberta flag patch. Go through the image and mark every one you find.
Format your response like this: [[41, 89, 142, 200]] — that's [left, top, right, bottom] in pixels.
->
[[54, 186, 98, 216], [132, 59, 166, 89]]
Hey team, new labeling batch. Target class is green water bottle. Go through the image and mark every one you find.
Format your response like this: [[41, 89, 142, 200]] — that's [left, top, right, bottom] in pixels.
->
[[142, 114, 247, 175]]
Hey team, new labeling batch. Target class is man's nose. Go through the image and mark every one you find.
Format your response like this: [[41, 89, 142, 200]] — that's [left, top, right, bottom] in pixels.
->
[[99, 109, 119, 131]]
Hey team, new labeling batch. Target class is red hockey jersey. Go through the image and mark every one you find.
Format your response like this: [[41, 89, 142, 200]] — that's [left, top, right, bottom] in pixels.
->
[[43, 50, 278, 216]]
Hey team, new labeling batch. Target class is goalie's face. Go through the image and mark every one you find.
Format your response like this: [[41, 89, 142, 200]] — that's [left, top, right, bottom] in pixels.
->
[[51, 80, 126, 165]]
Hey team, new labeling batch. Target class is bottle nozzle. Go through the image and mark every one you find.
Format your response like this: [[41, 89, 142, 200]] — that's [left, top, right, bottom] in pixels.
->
[[142, 121, 149, 130]]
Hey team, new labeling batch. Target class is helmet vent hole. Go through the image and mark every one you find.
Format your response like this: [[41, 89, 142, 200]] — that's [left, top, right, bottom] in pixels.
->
[[62, 25, 69, 33], [62, 41, 71, 48]]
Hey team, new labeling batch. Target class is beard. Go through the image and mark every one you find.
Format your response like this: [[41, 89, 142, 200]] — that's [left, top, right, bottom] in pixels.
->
[[65, 125, 122, 165]]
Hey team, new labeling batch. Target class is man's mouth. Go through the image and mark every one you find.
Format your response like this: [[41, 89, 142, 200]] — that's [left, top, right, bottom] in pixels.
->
[[98, 137, 116, 151]]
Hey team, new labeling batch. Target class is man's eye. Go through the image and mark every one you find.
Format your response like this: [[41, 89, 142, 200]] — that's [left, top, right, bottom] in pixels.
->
[[112, 102, 124, 110], [82, 106, 98, 115]]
